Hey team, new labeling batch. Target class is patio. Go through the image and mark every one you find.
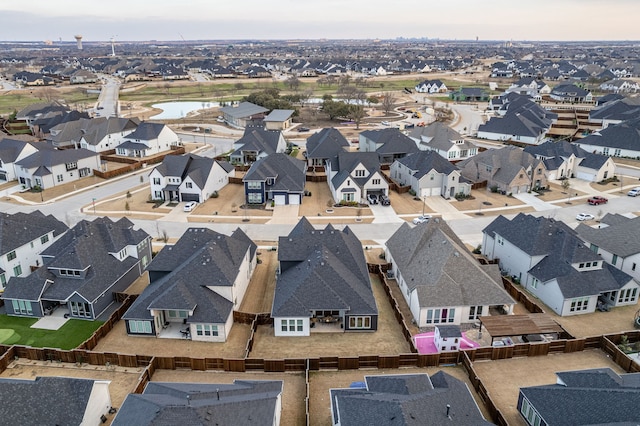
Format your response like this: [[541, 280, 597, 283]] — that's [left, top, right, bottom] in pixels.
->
[[31, 308, 69, 331]]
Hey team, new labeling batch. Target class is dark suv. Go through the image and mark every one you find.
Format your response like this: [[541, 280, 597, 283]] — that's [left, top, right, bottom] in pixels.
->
[[379, 194, 391, 206]]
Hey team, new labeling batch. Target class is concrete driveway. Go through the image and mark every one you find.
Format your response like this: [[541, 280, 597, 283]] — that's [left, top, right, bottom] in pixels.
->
[[268, 204, 300, 224], [423, 196, 471, 220], [369, 203, 403, 224]]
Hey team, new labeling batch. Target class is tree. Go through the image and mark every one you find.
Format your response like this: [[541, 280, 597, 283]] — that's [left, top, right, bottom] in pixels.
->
[[322, 100, 350, 120], [285, 75, 301, 91], [348, 89, 368, 129], [381, 92, 396, 114], [299, 88, 314, 107], [124, 201, 130, 215], [561, 178, 571, 193]]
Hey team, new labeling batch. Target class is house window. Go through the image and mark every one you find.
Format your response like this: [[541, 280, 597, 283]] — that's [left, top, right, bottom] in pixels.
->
[[0, 274, 5, 287], [70, 301, 92, 318], [520, 398, 542, 426], [372, 179, 381, 185], [247, 181, 261, 189], [355, 169, 365, 177], [248, 193, 262, 203], [448, 151, 456, 159], [579, 263, 584, 268], [342, 193, 354, 202], [13, 265, 22, 276], [12, 300, 32, 315], [618, 288, 638, 303], [65, 162, 78, 171], [585, 262, 591, 268], [569, 297, 589, 312], [590, 244, 598, 253], [56, 174, 64, 183], [496, 236, 504, 246], [633, 263, 637, 272], [603, 147, 609, 155], [129, 320, 152, 334], [468, 306, 483, 321], [281, 319, 300, 332], [153, 178, 160, 185], [614, 149, 621, 157], [195, 324, 219, 337], [531, 278, 539, 289], [426, 308, 455, 324], [612, 255, 618, 265], [348, 316, 371, 329], [7, 251, 16, 261], [297, 319, 303, 331], [41, 235, 49, 244], [430, 174, 434, 180], [281, 320, 288, 332], [185, 182, 193, 189]]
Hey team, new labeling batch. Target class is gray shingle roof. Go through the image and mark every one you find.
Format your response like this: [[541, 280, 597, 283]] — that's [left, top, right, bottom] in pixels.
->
[[114, 380, 283, 426], [409, 121, 467, 152], [152, 153, 221, 190], [80, 117, 138, 146], [386, 220, 514, 308], [520, 368, 640, 425], [272, 219, 377, 317], [579, 117, 640, 151], [15, 147, 98, 168], [0, 376, 98, 426], [394, 150, 458, 179], [0, 210, 67, 256], [220, 101, 268, 119], [0, 138, 36, 163], [123, 122, 166, 140], [330, 372, 493, 426], [576, 215, 640, 257], [330, 151, 382, 189], [232, 127, 283, 157], [263, 109, 294, 122], [243, 153, 306, 192], [306, 127, 349, 160]]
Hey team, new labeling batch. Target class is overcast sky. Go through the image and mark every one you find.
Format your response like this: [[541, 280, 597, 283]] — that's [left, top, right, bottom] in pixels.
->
[[1, 0, 638, 42]]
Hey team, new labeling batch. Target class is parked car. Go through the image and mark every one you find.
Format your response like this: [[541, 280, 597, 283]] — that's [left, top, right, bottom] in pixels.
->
[[576, 213, 595, 221], [381, 121, 390, 126], [628, 187, 640, 197], [412, 214, 431, 225], [379, 194, 391, 206], [587, 196, 608, 205], [183, 201, 198, 212], [297, 127, 310, 132], [367, 194, 378, 205]]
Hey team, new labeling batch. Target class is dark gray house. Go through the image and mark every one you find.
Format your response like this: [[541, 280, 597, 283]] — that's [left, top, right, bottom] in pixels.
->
[[2, 217, 151, 320], [229, 126, 286, 165], [122, 227, 256, 342], [305, 127, 350, 169], [518, 368, 640, 426], [359, 128, 420, 164], [243, 153, 306, 205], [272, 218, 378, 336], [330, 372, 493, 426], [114, 380, 282, 426]]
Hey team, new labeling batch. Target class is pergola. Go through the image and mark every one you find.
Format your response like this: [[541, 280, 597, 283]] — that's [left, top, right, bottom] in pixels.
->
[[478, 314, 566, 344]]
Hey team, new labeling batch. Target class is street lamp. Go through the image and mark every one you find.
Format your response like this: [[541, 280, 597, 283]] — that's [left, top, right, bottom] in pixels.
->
[[92, 198, 96, 214], [422, 195, 426, 216]]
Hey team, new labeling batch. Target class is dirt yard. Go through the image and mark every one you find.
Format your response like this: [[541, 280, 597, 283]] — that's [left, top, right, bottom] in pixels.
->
[[1, 359, 142, 425], [248, 274, 412, 359], [92, 183, 172, 215], [151, 369, 306, 426], [239, 249, 278, 314], [308, 366, 492, 426], [537, 182, 588, 202], [549, 301, 640, 338], [472, 350, 624, 425], [93, 321, 251, 359], [452, 189, 525, 212], [10, 175, 104, 204], [195, 183, 272, 217], [388, 191, 436, 215]]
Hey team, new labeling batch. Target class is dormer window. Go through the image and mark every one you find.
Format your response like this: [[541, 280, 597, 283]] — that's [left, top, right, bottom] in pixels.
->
[[118, 248, 128, 260], [355, 170, 365, 177]]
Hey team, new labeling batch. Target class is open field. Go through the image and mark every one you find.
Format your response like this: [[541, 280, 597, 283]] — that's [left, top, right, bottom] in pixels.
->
[[0, 86, 100, 116]]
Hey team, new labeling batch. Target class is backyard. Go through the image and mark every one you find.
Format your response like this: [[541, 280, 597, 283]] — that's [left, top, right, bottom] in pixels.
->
[[0, 315, 103, 350]]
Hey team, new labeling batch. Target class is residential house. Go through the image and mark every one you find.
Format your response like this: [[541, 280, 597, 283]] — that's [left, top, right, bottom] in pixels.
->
[[449, 87, 489, 102], [408, 121, 478, 162], [0, 376, 112, 426], [115, 122, 180, 158], [219, 102, 269, 128], [524, 140, 616, 182], [457, 146, 548, 194], [577, 117, 640, 158], [415, 79, 448, 93], [0, 138, 39, 182], [46, 117, 92, 149], [330, 372, 493, 426], [230, 126, 287, 165], [576, 214, 640, 283], [122, 228, 256, 341], [79, 117, 139, 153], [358, 128, 419, 164], [0, 211, 67, 290], [550, 84, 593, 103], [518, 368, 640, 426], [506, 77, 551, 99], [243, 153, 306, 205], [386, 219, 514, 327], [482, 214, 639, 316], [327, 152, 389, 203], [15, 146, 101, 189], [69, 69, 98, 84], [263, 109, 294, 130], [114, 380, 282, 426], [149, 153, 235, 203], [31, 110, 89, 139], [272, 218, 378, 336], [2, 217, 152, 320], [390, 150, 471, 198], [305, 127, 350, 169], [599, 79, 640, 93], [15, 101, 69, 129], [589, 97, 640, 129]]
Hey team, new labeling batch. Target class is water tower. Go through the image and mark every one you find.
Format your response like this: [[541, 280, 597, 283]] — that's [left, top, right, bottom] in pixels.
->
[[74, 35, 83, 50]]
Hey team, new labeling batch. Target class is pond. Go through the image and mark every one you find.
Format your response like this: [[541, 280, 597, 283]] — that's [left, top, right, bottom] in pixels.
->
[[150, 101, 219, 120]]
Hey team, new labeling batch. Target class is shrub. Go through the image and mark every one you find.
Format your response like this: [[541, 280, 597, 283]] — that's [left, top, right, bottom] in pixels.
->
[[408, 189, 416, 196], [472, 244, 482, 254], [210, 191, 219, 199], [490, 185, 499, 193]]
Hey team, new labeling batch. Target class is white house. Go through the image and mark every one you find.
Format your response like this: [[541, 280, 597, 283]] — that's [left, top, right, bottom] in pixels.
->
[[390, 151, 471, 198], [577, 118, 640, 159], [149, 153, 235, 203], [15, 148, 101, 190], [327, 152, 388, 204], [415, 79, 448, 93], [408, 121, 478, 161], [385, 220, 515, 328], [0, 138, 39, 182], [0, 211, 68, 289], [115, 122, 180, 158], [434, 325, 462, 352], [79, 117, 138, 153], [483, 214, 639, 316]]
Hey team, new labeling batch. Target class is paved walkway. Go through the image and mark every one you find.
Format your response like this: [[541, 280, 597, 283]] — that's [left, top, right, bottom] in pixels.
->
[[513, 192, 559, 212], [423, 196, 472, 221], [370, 203, 403, 224]]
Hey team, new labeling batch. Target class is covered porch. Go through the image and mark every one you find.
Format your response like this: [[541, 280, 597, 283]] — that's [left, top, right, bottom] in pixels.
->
[[478, 313, 568, 345]]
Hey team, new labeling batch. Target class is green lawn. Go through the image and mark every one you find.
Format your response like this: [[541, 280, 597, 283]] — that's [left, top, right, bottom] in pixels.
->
[[0, 315, 103, 350]]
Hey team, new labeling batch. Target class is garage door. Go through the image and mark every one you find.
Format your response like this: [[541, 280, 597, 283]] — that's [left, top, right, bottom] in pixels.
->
[[289, 194, 301, 205], [274, 194, 286, 205], [420, 187, 440, 197], [181, 193, 200, 202]]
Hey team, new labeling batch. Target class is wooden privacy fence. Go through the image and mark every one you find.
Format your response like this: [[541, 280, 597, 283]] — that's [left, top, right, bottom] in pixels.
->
[[502, 277, 546, 314], [78, 295, 137, 351]]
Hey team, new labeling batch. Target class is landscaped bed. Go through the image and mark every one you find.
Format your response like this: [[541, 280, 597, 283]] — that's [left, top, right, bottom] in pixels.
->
[[0, 315, 103, 350]]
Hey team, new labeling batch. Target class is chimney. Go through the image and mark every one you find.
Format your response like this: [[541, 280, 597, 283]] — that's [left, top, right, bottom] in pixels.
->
[[446, 404, 450, 417]]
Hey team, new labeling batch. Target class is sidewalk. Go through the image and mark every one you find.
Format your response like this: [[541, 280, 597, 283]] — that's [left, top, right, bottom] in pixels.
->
[[512, 192, 559, 212], [423, 196, 472, 221]]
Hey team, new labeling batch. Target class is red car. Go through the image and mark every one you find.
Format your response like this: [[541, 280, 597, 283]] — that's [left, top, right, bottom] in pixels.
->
[[587, 196, 608, 205]]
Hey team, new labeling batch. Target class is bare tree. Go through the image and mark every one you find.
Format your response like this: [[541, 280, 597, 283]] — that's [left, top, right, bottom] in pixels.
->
[[381, 92, 396, 114], [285, 75, 301, 91], [39, 86, 57, 102], [299, 88, 314, 107], [349, 89, 368, 129]]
